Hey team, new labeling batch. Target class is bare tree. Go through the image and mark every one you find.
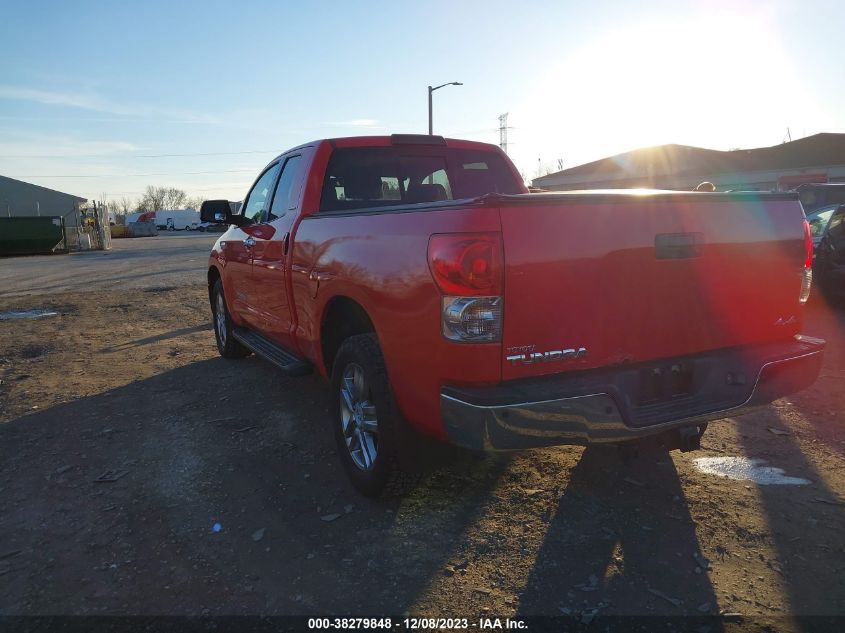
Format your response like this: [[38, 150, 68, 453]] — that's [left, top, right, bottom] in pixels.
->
[[185, 195, 205, 211], [105, 197, 135, 224], [106, 199, 120, 222], [162, 187, 187, 210], [118, 197, 134, 216], [137, 186, 165, 213], [137, 185, 188, 212]]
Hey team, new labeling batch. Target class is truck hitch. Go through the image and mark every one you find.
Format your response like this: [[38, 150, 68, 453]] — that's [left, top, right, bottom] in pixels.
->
[[677, 425, 703, 452]]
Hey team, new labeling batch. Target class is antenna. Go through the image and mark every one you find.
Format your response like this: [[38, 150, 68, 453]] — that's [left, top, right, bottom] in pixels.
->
[[498, 113, 509, 155]]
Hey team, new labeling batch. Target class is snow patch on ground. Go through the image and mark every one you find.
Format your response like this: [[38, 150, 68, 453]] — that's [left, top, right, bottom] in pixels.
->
[[693, 456, 811, 485], [0, 309, 58, 321]]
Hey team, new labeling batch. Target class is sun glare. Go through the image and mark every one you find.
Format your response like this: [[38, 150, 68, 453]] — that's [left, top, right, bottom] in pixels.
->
[[512, 12, 827, 174]]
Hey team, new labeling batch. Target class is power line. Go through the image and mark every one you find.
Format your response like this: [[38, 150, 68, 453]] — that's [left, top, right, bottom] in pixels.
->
[[0, 149, 279, 160], [99, 184, 251, 197], [120, 150, 275, 158], [17, 168, 257, 178]]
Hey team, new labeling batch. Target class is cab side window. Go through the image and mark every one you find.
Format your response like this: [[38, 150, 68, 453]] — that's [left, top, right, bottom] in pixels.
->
[[241, 163, 280, 224], [268, 155, 303, 221]]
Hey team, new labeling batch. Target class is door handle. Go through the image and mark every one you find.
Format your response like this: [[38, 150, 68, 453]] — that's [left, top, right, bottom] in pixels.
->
[[243, 236, 256, 248], [309, 270, 335, 298]]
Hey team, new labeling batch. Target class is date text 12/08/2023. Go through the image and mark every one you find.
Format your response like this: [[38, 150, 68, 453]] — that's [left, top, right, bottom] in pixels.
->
[[306, 617, 528, 630]]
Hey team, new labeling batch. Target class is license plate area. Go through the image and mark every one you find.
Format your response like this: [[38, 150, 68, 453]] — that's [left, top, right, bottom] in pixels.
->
[[637, 362, 694, 405]]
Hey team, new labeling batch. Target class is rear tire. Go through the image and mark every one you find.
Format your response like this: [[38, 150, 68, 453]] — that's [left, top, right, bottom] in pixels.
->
[[330, 334, 416, 497], [212, 279, 251, 359]]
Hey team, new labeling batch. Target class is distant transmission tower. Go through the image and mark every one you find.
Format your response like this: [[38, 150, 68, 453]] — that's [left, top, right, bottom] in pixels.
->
[[498, 113, 509, 154]]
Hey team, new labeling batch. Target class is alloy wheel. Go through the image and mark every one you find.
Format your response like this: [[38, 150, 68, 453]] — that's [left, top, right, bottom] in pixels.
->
[[215, 292, 227, 346], [339, 363, 379, 471]]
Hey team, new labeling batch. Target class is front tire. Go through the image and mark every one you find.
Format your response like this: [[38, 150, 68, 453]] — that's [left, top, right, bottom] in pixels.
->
[[330, 334, 414, 497], [211, 279, 251, 359]]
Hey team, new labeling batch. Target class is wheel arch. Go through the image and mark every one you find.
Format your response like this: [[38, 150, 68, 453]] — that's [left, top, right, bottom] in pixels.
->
[[207, 265, 222, 307], [320, 295, 377, 376]]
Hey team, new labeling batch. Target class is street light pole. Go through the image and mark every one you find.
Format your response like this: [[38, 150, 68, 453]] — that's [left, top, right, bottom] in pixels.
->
[[427, 81, 463, 135], [428, 86, 433, 136]]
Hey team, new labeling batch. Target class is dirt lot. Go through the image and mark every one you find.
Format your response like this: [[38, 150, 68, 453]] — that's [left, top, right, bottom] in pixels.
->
[[1, 231, 216, 299], [1, 238, 844, 630]]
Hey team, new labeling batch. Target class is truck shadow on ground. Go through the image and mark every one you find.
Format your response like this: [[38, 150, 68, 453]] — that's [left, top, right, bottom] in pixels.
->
[[755, 292, 845, 628], [2, 349, 841, 620], [0, 356, 505, 615], [735, 410, 845, 628], [515, 444, 722, 624], [98, 324, 212, 353]]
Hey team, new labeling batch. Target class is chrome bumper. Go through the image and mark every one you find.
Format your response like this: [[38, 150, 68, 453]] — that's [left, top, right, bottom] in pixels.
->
[[441, 336, 825, 450]]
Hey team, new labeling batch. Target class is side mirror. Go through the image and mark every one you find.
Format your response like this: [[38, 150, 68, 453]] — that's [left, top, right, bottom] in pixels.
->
[[200, 199, 234, 224]]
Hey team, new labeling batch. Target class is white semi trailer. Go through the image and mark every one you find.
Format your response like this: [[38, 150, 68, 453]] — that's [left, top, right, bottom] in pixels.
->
[[154, 209, 200, 231]]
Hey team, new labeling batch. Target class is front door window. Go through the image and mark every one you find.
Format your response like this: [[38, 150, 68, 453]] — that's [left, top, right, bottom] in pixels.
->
[[241, 163, 280, 224]]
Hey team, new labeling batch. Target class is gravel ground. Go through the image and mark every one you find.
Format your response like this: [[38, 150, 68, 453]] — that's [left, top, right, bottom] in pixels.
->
[[0, 243, 843, 631]]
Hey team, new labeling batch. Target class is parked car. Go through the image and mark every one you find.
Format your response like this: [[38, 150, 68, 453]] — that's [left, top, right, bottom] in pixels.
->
[[796, 183, 845, 214], [195, 222, 226, 233], [811, 203, 845, 298], [807, 204, 838, 252], [202, 134, 824, 496]]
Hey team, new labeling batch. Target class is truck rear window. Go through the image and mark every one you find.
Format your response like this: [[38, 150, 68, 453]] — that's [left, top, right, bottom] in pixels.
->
[[320, 147, 522, 212]]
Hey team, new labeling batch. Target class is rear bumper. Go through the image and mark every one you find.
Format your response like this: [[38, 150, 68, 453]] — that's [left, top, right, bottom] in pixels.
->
[[441, 336, 825, 450]]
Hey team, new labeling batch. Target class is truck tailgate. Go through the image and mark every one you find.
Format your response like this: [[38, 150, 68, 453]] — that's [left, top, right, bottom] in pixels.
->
[[498, 192, 806, 381]]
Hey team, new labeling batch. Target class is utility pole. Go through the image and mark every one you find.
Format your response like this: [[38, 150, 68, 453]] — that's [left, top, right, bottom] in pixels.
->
[[498, 113, 509, 154]]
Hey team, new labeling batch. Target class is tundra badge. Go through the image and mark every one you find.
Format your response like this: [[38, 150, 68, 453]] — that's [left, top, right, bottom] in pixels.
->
[[506, 347, 587, 365]]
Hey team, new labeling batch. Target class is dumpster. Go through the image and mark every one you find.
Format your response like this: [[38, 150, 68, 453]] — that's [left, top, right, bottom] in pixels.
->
[[0, 217, 66, 255]]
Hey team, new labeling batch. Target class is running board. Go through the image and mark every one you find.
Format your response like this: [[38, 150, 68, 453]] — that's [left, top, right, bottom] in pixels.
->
[[232, 328, 312, 376]]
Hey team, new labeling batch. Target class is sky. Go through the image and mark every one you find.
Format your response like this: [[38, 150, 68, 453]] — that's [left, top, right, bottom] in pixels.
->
[[1, 0, 843, 205]]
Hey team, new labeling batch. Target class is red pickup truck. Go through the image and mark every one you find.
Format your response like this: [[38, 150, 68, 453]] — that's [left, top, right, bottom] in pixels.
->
[[202, 134, 824, 496]]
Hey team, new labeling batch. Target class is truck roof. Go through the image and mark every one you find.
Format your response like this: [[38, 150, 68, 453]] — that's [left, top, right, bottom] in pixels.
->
[[277, 135, 501, 157]]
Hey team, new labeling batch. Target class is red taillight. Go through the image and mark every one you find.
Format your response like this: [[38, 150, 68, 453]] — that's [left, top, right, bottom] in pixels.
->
[[802, 218, 813, 269], [428, 233, 503, 296], [800, 218, 813, 304]]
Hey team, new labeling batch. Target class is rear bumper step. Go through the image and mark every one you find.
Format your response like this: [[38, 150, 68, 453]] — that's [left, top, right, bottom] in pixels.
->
[[441, 336, 824, 450], [232, 328, 311, 376]]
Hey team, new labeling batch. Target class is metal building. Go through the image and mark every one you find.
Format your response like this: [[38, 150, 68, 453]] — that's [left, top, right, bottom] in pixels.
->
[[532, 133, 845, 192], [0, 175, 86, 228]]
